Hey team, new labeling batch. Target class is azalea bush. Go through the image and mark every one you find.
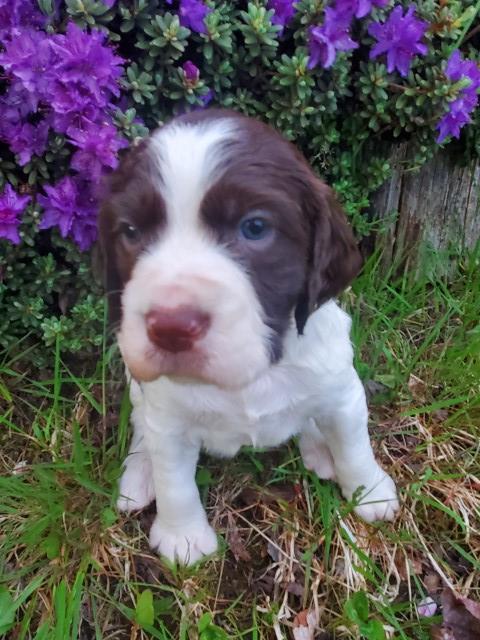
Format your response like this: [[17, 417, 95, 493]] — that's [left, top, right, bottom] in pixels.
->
[[1, 0, 479, 361]]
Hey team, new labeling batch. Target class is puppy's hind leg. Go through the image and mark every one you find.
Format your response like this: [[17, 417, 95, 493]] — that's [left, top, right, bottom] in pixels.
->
[[319, 372, 399, 523], [299, 418, 336, 481]]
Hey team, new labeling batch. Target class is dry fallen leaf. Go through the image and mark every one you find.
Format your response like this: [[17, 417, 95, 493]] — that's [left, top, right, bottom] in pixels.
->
[[292, 609, 317, 640], [408, 374, 427, 402], [424, 573, 441, 594], [286, 581, 305, 598], [240, 484, 299, 507], [394, 550, 423, 580], [431, 588, 480, 640], [266, 540, 280, 562], [226, 514, 251, 563], [364, 379, 389, 401]]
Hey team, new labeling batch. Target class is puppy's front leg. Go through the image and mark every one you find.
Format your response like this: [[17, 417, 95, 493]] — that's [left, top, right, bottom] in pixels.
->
[[117, 411, 155, 513], [117, 377, 155, 513], [145, 428, 218, 565], [315, 373, 399, 522]]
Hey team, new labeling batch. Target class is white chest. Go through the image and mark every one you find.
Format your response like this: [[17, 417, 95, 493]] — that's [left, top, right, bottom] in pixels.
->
[[190, 400, 308, 457], [140, 360, 325, 457]]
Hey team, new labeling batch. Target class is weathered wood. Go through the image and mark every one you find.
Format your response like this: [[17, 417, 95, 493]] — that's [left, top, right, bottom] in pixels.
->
[[372, 144, 480, 273]]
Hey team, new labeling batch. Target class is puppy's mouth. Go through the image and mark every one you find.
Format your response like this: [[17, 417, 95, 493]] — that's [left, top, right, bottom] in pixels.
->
[[123, 343, 268, 391], [125, 346, 212, 385]]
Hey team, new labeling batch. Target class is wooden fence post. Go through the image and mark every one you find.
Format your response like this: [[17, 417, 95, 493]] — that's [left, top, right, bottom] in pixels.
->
[[371, 144, 480, 273]]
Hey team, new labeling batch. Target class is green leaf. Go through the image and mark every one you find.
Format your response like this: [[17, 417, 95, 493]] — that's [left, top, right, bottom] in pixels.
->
[[200, 629, 229, 640], [196, 468, 213, 487], [42, 531, 61, 559], [0, 586, 15, 635], [101, 507, 117, 528], [0, 378, 12, 403], [344, 590, 369, 625], [120, 20, 134, 33], [197, 612, 229, 639], [38, 0, 56, 15], [360, 619, 387, 640], [53, 580, 67, 640], [32, 622, 50, 640], [153, 596, 176, 616], [198, 612, 213, 633], [136, 589, 155, 627]]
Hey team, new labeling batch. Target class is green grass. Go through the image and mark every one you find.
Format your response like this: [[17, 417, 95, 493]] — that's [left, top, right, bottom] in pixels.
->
[[0, 247, 479, 639]]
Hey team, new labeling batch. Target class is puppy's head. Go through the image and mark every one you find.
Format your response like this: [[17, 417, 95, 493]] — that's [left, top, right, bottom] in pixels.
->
[[99, 109, 361, 388]]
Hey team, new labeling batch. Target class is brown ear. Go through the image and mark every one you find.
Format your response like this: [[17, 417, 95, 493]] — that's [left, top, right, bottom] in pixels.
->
[[295, 178, 363, 333]]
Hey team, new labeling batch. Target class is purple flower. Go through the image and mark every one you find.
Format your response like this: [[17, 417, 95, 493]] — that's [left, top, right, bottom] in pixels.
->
[[445, 50, 480, 94], [308, 7, 358, 69], [0, 183, 30, 245], [2, 120, 49, 166], [49, 23, 124, 107], [183, 60, 200, 84], [49, 84, 102, 135], [436, 51, 480, 142], [268, 0, 297, 32], [333, 0, 388, 19], [71, 213, 98, 251], [69, 182, 98, 250], [102, 0, 116, 7], [0, 0, 46, 40], [0, 21, 125, 145], [178, 0, 211, 34], [45, 23, 123, 142], [436, 105, 471, 143], [38, 177, 98, 250], [38, 177, 79, 239], [1, 79, 41, 120], [200, 88, 214, 107], [368, 6, 428, 77], [0, 28, 54, 98], [69, 124, 128, 183]]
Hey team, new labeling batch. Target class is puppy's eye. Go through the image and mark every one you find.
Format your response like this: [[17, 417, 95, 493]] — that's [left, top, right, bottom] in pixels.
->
[[119, 222, 140, 243], [240, 216, 271, 241]]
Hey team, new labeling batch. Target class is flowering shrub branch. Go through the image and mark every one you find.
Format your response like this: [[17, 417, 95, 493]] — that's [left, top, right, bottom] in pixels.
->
[[0, 0, 479, 358], [0, 13, 127, 249]]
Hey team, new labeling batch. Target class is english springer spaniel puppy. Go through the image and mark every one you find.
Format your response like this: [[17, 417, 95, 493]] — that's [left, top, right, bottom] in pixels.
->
[[99, 109, 399, 565]]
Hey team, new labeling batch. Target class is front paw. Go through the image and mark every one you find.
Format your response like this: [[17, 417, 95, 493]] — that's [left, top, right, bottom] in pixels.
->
[[117, 454, 155, 513], [341, 470, 399, 522], [149, 516, 218, 565]]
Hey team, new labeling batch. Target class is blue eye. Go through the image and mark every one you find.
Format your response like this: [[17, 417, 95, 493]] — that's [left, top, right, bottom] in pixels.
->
[[240, 216, 271, 241]]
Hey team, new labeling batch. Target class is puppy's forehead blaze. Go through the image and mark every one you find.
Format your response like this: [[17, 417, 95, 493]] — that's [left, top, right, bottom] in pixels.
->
[[147, 118, 240, 230]]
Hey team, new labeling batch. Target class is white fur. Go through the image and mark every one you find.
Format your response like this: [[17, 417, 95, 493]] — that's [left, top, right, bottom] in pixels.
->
[[118, 301, 399, 565]]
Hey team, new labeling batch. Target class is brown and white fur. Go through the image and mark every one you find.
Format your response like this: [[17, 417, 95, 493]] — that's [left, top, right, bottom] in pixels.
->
[[99, 109, 399, 565]]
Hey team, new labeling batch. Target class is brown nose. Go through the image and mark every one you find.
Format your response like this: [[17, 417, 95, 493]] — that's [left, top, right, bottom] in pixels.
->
[[145, 306, 210, 353]]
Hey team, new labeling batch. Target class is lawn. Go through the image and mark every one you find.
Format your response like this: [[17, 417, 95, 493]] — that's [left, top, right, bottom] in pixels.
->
[[0, 247, 479, 639]]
